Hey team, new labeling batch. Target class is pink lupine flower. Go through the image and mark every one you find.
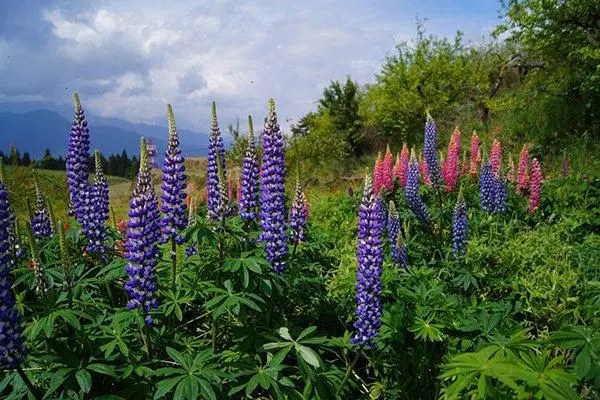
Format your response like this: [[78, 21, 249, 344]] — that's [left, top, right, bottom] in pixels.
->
[[517, 144, 530, 194], [372, 151, 383, 194], [236, 177, 242, 203], [490, 139, 502, 175], [379, 145, 394, 193], [528, 158, 542, 213], [443, 127, 461, 191], [469, 131, 481, 176], [227, 176, 234, 203], [419, 152, 432, 187], [395, 143, 410, 188]]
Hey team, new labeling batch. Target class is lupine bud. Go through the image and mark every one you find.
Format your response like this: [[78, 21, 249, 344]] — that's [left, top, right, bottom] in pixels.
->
[[395, 143, 410, 188], [239, 116, 260, 221], [424, 112, 442, 186], [517, 144, 530, 194], [0, 178, 26, 368], [80, 151, 110, 256], [258, 99, 288, 273], [561, 150, 569, 177], [206, 102, 227, 220], [405, 150, 431, 225], [378, 145, 394, 193], [289, 177, 308, 245], [124, 139, 161, 325], [30, 178, 53, 239], [452, 191, 468, 257], [372, 151, 383, 195], [418, 152, 432, 187], [490, 139, 502, 175], [351, 174, 384, 348], [469, 131, 480, 176], [66, 93, 91, 221], [160, 105, 188, 244], [529, 158, 542, 214], [443, 128, 461, 192], [387, 201, 407, 269], [507, 154, 516, 183]]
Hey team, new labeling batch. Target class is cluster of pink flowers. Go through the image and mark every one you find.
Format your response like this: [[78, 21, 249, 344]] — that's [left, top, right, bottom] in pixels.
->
[[490, 139, 502, 175], [517, 144, 530, 194], [394, 144, 410, 188], [441, 127, 461, 191], [373, 146, 394, 194], [469, 131, 481, 176]]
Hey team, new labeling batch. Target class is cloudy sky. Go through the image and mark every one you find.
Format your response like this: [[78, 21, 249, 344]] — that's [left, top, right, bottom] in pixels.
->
[[0, 0, 502, 132]]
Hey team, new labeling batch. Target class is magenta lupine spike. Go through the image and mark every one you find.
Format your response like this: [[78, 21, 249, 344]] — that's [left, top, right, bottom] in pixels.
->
[[289, 177, 308, 244], [423, 112, 442, 187], [159, 105, 188, 244], [443, 128, 461, 192], [66, 93, 91, 221], [351, 173, 384, 348], [258, 99, 288, 273], [529, 158, 542, 214], [206, 102, 227, 220], [490, 139, 502, 175], [418, 152, 432, 187], [124, 139, 161, 326], [517, 144, 530, 194], [469, 131, 480, 176], [395, 143, 409, 188], [378, 145, 394, 193], [239, 116, 259, 221], [372, 152, 383, 195]]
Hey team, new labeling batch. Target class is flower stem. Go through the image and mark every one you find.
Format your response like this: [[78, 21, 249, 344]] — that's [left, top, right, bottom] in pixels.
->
[[141, 323, 154, 360], [105, 280, 115, 308], [336, 353, 360, 396], [15, 365, 42, 400], [170, 239, 177, 292]]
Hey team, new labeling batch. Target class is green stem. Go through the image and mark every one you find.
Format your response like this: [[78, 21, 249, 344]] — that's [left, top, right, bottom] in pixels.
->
[[142, 323, 154, 360], [211, 317, 218, 351], [336, 353, 360, 396], [171, 239, 177, 292], [16, 365, 42, 400], [105, 280, 116, 308]]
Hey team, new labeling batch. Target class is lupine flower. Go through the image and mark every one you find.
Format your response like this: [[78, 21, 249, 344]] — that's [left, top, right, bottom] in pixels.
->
[[492, 176, 508, 214], [529, 158, 542, 214], [0, 160, 22, 259], [405, 150, 431, 225], [215, 153, 229, 219], [66, 93, 91, 221], [387, 201, 407, 269], [469, 131, 481, 176], [424, 112, 442, 187], [259, 99, 288, 273], [185, 196, 197, 258], [561, 150, 570, 177], [507, 154, 516, 183], [239, 115, 260, 221], [418, 152, 432, 187], [301, 191, 309, 220], [160, 105, 188, 244], [479, 160, 494, 212], [124, 139, 161, 326], [80, 151, 110, 256], [460, 150, 469, 176], [206, 102, 227, 220], [0, 178, 26, 368], [24, 221, 47, 297], [490, 139, 502, 175], [452, 191, 468, 257], [395, 143, 409, 188], [372, 151, 383, 195], [517, 144, 530, 194], [443, 128, 461, 192], [351, 174, 384, 348], [30, 180, 53, 239], [289, 177, 308, 244], [378, 145, 394, 194]]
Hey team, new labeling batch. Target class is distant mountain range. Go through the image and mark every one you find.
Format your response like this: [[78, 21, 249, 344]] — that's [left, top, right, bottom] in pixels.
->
[[0, 101, 219, 159]]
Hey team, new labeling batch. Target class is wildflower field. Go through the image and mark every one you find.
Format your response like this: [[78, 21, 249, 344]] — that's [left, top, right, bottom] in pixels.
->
[[1, 92, 600, 400]]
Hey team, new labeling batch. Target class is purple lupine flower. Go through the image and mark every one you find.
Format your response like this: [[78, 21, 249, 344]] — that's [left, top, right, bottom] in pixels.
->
[[479, 160, 494, 212], [404, 150, 431, 225], [239, 115, 260, 221], [206, 102, 227, 220], [492, 176, 508, 214], [160, 105, 188, 244], [80, 151, 110, 256], [185, 197, 197, 258], [387, 201, 407, 269], [259, 99, 288, 273], [351, 174, 384, 348], [0, 160, 22, 259], [424, 112, 442, 187], [30, 179, 53, 239], [66, 93, 91, 220], [124, 139, 161, 326], [452, 191, 468, 257], [0, 177, 26, 368], [289, 177, 308, 244]]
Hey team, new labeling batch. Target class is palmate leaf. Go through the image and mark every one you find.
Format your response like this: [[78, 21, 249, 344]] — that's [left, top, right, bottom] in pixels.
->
[[409, 315, 444, 342]]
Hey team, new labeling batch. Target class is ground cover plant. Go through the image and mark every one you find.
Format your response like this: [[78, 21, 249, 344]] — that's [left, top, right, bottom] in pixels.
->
[[1, 93, 600, 400]]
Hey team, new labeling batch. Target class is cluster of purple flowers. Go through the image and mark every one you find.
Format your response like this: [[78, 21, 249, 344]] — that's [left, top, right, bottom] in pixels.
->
[[258, 99, 288, 273], [239, 116, 260, 221], [206, 102, 227, 221], [480, 160, 507, 214], [124, 139, 160, 326], [30, 180, 53, 239], [351, 174, 384, 348], [66, 94, 91, 222], [452, 192, 468, 257], [159, 105, 188, 244], [387, 201, 407, 269], [289, 177, 308, 244], [80, 151, 110, 256], [0, 177, 25, 368], [424, 113, 442, 187], [404, 151, 431, 225]]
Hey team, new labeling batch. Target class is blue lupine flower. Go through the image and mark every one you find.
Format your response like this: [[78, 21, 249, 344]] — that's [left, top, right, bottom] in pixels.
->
[[351, 174, 384, 348], [206, 102, 227, 220], [424, 113, 442, 187], [452, 191, 468, 257], [80, 151, 110, 256], [0, 177, 26, 368], [0, 160, 22, 259], [492, 176, 508, 214], [259, 99, 288, 273], [66, 93, 91, 221], [239, 115, 260, 221], [404, 150, 431, 225], [289, 177, 308, 244], [124, 139, 161, 326], [160, 105, 188, 244], [30, 180, 53, 239], [387, 201, 408, 269], [479, 160, 494, 212]]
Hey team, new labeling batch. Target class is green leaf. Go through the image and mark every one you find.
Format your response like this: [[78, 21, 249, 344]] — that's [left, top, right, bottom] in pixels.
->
[[278, 327, 293, 341], [154, 377, 183, 399], [75, 369, 92, 393], [86, 363, 117, 378], [296, 345, 321, 368]]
